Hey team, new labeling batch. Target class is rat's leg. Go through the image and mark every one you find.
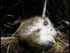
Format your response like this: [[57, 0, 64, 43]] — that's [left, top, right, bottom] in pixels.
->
[[52, 40, 57, 45], [49, 40, 57, 46], [43, 20, 48, 26], [56, 31, 63, 37]]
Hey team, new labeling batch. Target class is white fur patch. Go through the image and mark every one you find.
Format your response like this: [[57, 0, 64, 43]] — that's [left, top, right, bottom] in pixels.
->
[[18, 17, 57, 45]]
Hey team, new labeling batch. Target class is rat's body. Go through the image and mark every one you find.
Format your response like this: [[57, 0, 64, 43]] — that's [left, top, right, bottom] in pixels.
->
[[17, 16, 57, 46], [17, 0, 63, 48]]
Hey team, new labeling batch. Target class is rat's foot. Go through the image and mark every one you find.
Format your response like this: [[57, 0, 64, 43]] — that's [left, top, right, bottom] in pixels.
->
[[49, 40, 57, 47], [52, 40, 57, 45], [56, 31, 63, 37]]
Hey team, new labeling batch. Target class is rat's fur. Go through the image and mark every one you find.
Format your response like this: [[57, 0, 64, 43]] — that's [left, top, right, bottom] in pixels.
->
[[17, 0, 58, 47], [17, 16, 57, 46]]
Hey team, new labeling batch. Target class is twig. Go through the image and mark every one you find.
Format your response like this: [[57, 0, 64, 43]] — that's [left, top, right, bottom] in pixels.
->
[[63, 45, 69, 51], [1, 37, 17, 45], [56, 25, 68, 30], [56, 25, 63, 29], [7, 44, 10, 53], [46, 9, 51, 15], [4, 24, 13, 29], [54, 45, 69, 53], [63, 20, 69, 26], [57, 15, 69, 26], [5, 34, 12, 36], [55, 38, 67, 46], [11, 20, 24, 26], [41, 0, 50, 15], [42, 0, 47, 18], [1, 44, 9, 48], [1, 27, 7, 36], [49, 45, 69, 53], [7, 17, 25, 26], [1, 31, 17, 52], [14, 0, 20, 7], [7, 31, 17, 53], [7, 14, 14, 17], [58, 20, 69, 26]]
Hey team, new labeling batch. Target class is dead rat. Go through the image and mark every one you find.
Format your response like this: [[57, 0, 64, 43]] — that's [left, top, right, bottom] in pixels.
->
[[16, 0, 63, 49]]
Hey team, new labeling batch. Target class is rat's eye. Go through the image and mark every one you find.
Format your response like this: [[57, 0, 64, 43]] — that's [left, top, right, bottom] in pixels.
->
[[43, 20, 48, 26]]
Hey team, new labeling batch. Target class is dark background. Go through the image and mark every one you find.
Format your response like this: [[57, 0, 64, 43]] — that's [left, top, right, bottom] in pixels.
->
[[1, 0, 69, 24], [1, 0, 69, 35]]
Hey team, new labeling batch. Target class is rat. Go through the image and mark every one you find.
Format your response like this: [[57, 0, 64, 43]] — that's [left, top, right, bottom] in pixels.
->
[[16, 0, 63, 48]]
